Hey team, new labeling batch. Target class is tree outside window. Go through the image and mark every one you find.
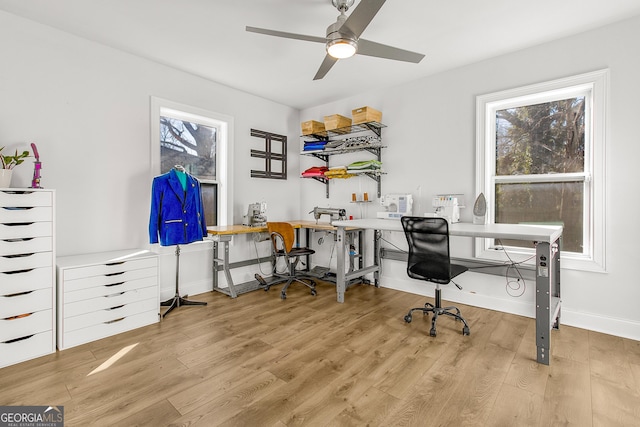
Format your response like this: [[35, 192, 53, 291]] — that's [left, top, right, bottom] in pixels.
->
[[160, 116, 216, 179], [494, 98, 585, 253], [476, 70, 607, 271]]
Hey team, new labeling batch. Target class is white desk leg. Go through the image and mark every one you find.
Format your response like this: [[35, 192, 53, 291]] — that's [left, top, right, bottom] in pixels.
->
[[336, 226, 346, 303], [535, 240, 561, 365]]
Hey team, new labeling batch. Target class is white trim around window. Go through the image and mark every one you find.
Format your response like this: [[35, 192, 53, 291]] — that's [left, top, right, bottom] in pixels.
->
[[150, 97, 233, 226], [475, 69, 608, 272]]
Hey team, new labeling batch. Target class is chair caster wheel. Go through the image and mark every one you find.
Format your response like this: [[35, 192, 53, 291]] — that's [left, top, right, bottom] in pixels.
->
[[429, 328, 437, 337], [264, 286, 270, 292], [404, 315, 412, 323], [462, 326, 470, 336], [311, 289, 317, 296], [280, 292, 286, 300]]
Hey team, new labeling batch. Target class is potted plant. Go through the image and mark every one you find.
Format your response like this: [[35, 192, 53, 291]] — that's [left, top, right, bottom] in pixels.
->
[[0, 146, 30, 188]]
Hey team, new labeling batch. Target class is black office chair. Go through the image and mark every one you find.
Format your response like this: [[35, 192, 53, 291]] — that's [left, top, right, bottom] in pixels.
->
[[401, 216, 470, 336], [263, 222, 317, 300]]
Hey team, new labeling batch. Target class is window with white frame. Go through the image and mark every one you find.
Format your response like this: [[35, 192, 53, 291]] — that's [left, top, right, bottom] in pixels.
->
[[475, 70, 607, 271], [151, 97, 232, 227]]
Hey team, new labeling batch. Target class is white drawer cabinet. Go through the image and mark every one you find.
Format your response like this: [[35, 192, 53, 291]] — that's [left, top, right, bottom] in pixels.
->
[[0, 189, 56, 369], [56, 249, 160, 350]]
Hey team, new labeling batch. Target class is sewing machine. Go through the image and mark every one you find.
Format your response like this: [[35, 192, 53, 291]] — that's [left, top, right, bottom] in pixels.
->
[[242, 202, 267, 227], [377, 194, 413, 219], [428, 195, 462, 223], [309, 206, 346, 224]]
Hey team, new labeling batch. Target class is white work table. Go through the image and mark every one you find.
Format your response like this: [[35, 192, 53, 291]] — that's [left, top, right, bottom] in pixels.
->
[[332, 218, 562, 365]]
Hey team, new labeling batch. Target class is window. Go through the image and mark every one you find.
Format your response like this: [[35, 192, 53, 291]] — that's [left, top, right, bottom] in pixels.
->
[[476, 70, 607, 271], [151, 97, 233, 227]]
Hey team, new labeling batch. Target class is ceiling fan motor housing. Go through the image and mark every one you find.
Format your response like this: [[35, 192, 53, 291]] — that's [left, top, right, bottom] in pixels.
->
[[326, 12, 358, 59], [332, 0, 355, 13], [326, 13, 358, 54]]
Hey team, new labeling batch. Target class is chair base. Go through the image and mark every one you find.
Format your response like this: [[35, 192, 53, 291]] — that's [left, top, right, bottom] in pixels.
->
[[404, 288, 470, 336], [255, 273, 317, 300]]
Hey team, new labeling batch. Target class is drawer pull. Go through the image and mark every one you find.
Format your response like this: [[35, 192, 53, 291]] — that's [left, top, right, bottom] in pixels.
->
[[104, 317, 125, 324], [2, 334, 34, 344], [1, 206, 34, 211], [2, 237, 34, 243], [1, 268, 34, 275], [105, 292, 125, 297], [4, 290, 33, 298], [3, 253, 35, 259], [105, 282, 125, 287], [1, 190, 34, 195], [105, 261, 125, 266], [1, 222, 35, 227], [105, 271, 125, 277], [3, 312, 33, 320], [107, 305, 125, 311]]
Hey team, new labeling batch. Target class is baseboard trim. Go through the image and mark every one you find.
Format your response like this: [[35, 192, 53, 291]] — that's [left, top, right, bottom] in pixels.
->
[[559, 310, 640, 341]]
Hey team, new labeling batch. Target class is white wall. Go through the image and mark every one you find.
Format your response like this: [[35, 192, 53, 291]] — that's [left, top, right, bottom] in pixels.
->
[[300, 15, 640, 340], [0, 11, 301, 299], [3, 10, 639, 340]]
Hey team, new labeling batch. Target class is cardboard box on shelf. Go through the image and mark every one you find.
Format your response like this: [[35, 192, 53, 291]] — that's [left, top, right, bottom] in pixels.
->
[[301, 120, 325, 135], [323, 114, 352, 130], [352, 106, 382, 124]]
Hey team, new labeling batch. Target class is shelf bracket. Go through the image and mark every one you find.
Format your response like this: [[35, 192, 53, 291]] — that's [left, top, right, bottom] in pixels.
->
[[308, 176, 330, 198], [310, 153, 329, 162]]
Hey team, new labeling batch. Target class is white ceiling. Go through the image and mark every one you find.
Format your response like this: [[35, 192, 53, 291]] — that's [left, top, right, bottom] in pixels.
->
[[2, 0, 640, 110]]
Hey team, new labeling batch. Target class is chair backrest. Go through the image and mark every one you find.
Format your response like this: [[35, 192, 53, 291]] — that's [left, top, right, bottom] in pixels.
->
[[267, 222, 295, 254], [401, 216, 452, 284]]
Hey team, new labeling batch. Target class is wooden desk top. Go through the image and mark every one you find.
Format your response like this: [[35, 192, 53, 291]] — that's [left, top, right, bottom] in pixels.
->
[[206, 224, 266, 235], [207, 220, 339, 236]]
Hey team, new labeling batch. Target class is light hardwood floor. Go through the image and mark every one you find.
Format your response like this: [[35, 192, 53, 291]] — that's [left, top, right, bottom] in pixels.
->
[[1, 281, 639, 426]]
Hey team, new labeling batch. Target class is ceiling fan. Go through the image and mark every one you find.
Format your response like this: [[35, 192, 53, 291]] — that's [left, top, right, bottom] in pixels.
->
[[246, 0, 425, 80]]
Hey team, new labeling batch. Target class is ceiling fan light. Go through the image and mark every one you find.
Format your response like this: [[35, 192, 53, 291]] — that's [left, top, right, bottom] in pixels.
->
[[327, 39, 357, 59]]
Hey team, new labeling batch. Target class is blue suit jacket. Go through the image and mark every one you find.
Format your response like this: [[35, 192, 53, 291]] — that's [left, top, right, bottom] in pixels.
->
[[149, 170, 208, 246]]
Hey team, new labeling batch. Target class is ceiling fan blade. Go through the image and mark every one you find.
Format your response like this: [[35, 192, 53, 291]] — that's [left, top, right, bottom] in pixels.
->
[[246, 26, 326, 44], [357, 39, 425, 63], [341, 0, 386, 38], [313, 55, 339, 80]]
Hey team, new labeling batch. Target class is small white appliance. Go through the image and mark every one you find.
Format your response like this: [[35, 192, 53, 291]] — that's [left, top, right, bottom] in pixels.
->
[[428, 195, 462, 223], [377, 194, 413, 219]]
